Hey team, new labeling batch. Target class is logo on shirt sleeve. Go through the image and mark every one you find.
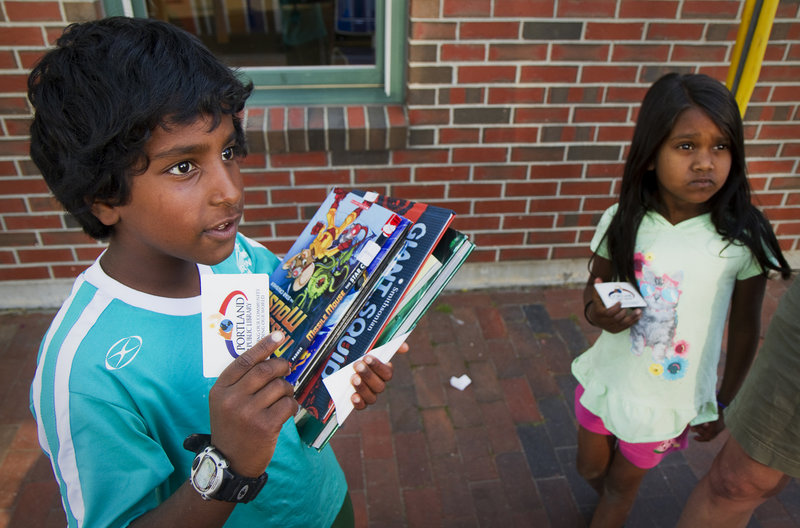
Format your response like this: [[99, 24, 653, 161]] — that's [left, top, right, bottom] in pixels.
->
[[105, 336, 143, 370]]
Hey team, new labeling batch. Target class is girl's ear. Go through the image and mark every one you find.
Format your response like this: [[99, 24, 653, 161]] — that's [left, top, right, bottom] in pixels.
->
[[91, 201, 121, 227]]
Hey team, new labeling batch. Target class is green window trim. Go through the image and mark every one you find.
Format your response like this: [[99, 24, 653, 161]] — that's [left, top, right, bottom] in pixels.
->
[[102, 0, 407, 105]]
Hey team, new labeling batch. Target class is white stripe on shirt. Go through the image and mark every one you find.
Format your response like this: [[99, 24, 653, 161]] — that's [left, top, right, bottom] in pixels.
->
[[44, 287, 112, 527], [32, 274, 86, 459]]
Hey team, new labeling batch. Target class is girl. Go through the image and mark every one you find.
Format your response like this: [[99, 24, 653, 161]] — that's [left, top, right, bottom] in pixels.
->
[[572, 72, 792, 527]]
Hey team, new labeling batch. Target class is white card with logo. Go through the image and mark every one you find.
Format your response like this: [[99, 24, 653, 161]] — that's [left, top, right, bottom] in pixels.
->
[[201, 274, 270, 378], [594, 281, 647, 309]]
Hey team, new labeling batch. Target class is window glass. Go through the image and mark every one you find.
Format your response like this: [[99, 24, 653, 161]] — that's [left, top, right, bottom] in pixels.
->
[[147, 0, 376, 68], [102, 0, 406, 104]]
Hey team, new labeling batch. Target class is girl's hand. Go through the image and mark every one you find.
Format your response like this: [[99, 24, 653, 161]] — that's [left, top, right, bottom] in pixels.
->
[[587, 278, 642, 333], [690, 416, 725, 442], [350, 341, 409, 409]]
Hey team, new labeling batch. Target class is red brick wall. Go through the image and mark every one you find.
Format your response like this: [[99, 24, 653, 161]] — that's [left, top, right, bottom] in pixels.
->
[[1, 0, 799, 286]]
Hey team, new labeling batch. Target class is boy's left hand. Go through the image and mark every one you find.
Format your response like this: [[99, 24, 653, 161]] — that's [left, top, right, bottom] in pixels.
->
[[350, 341, 409, 409], [690, 416, 725, 442]]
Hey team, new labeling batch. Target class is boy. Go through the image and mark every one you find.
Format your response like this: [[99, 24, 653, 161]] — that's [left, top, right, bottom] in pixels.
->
[[28, 17, 402, 527]]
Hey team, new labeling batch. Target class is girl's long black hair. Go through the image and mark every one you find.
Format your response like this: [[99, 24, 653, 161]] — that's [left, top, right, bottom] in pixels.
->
[[595, 72, 792, 283]]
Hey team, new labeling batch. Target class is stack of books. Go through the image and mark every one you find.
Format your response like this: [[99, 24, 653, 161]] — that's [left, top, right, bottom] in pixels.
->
[[238, 188, 474, 450], [282, 189, 474, 449]]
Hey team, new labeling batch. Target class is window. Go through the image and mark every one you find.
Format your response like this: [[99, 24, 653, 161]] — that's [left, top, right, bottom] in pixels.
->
[[102, 0, 407, 104]]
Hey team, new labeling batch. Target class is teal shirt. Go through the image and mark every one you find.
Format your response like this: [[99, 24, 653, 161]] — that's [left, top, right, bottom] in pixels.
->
[[31, 234, 347, 527], [572, 206, 762, 442]]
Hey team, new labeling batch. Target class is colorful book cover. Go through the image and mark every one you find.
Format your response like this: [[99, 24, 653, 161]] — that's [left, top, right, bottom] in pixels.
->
[[268, 188, 408, 379], [286, 209, 410, 392], [295, 194, 455, 422]]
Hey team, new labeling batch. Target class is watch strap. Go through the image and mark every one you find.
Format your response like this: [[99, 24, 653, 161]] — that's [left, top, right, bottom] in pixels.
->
[[216, 469, 268, 503], [183, 433, 212, 453]]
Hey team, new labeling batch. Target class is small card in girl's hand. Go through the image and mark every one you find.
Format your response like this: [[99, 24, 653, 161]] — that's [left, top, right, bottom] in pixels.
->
[[594, 281, 648, 309], [201, 274, 270, 378]]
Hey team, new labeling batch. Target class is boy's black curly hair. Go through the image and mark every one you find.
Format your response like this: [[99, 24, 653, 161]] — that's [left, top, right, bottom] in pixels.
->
[[28, 17, 254, 240]]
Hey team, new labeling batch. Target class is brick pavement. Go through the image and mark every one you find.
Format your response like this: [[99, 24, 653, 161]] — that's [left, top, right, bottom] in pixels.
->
[[1, 280, 799, 528]]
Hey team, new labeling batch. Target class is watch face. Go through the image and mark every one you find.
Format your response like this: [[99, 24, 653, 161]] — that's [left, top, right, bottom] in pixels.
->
[[194, 456, 218, 492]]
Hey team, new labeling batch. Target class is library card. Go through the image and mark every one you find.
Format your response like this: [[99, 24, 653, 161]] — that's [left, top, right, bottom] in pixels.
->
[[594, 281, 647, 309], [201, 273, 270, 378]]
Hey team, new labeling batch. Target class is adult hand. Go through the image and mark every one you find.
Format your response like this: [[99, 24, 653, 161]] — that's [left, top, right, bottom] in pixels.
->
[[209, 331, 298, 477], [350, 341, 409, 409]]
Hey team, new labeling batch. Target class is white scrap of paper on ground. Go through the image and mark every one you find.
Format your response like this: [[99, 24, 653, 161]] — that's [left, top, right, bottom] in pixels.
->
[[450, 374, 472, 391], [323, 332, 410, 426]]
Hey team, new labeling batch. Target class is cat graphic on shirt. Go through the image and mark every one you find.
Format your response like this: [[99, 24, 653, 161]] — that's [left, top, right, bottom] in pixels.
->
[[631, 253, 683, 362]]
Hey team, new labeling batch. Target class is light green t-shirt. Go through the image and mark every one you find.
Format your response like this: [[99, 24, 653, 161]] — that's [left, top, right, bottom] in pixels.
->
[[572, 205, 762, 442]]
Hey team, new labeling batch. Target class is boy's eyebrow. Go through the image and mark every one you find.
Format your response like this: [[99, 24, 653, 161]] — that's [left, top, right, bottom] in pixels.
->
[[150, 130, 238, 160]]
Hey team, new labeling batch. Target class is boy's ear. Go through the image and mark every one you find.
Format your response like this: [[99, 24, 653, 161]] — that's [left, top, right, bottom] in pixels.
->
[[91, 201, 121, 227]]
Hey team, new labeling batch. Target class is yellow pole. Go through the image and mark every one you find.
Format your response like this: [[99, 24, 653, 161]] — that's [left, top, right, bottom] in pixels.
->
[[726, 0, 780, 117]]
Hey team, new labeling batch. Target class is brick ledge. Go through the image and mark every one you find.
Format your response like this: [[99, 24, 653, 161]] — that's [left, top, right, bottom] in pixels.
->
[[244, 104, 408, 154]]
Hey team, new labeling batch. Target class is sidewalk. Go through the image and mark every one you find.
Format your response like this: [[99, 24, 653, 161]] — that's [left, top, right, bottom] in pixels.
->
[[1, 280, 798, 527]]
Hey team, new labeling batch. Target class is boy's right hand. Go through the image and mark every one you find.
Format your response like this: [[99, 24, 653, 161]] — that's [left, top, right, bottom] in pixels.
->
[[208, 331, 298, 478], [588, 278, 642, 333]]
